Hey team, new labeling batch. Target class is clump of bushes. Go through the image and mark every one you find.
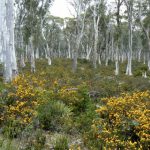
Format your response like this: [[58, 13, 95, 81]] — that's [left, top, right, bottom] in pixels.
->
[[91, 91, 150, 149], [0, 75, 43, 138], [37, 100, 72, 132], [133, 63, 148, 77], [56, 84, 91, 113]]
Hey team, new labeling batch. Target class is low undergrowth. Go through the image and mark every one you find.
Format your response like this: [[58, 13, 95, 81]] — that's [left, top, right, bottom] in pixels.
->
[[0, 58, 150, 149]]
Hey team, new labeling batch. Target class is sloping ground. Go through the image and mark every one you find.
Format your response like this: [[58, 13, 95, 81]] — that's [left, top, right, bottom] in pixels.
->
[[0, 58, 150, 149]]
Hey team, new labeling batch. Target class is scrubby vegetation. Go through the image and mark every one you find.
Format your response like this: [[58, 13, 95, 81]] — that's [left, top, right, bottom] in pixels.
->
[[0, 59, 150, 149]]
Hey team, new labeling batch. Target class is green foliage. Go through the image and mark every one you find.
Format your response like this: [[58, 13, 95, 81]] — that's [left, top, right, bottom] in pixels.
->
[[18, 129, 46, 150], [2, 120, 23, 138], [53, 135, 69, 150], [31, 129, 46, 150], [0, 138, 17, 150], [92, 91, 150, 149], [133, 63, 148, 77], [37, 100, 72, 131], [0, 59, 150, 149], [75, 100, 97, 133]]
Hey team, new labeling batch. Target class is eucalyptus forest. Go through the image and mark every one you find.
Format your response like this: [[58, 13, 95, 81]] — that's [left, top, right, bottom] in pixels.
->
[[0, 0, 149, 149]]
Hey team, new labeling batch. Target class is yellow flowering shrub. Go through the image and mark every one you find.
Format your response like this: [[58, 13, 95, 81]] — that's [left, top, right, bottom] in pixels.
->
[[10, 74, 45, 99], [93, 91, 150, 149], [55, 83, 90, 113], [0, 75, 45, 137], [4, 100, 37, 125], [58, 86, 79, 105]]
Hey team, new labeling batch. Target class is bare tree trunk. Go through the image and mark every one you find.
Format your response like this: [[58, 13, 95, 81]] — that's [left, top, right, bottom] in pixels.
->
[[20, 53, 26, 68], [4, 33, 13, 81], [35, 48, 39, 59], [143, 53, 146, 64], [98, 54, 101, 65], [114, 0, 123, 75], [115, 45, 119, 75], [0, 0, 5, 63], [142, 72, 147, 78], [72, 0, 87, 72], [67, 39, 71, 59], [1, 0, 18, 82], [46, 43, 52, 65], [29, 37, 35, 72], [105, 30, 109, 66], [125, 0, 133, 76], [6, 0, 17, 77], [86, 45, 92, 60], [93, 1, 100, 69], [73, 40, 79, 72], [138, 49, 142, 62]]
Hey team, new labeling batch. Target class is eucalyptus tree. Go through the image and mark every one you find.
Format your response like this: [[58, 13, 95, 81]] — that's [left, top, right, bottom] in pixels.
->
[[43, 15, 64, 61], [0, 0, 18, 82], [91, 0, 101, 68], [86, 0, 106, 68], [74, 0, 107, 67], [0, 0, 6, 63], [16, 0, 53, 71], [63, 18, 76, 59], [137, 0, 150, 70], [71, 0, 89, 72], [15, 0, 26, 67], [124, 0, 134, 76], [114, 0, 124, 75]]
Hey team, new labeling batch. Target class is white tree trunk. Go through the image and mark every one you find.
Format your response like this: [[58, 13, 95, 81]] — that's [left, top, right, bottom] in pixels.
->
[[93, 1, 100, 69], [72, 0, 86, 72], [98, 54, 101, 65], [115, 45, 119, 75], [20, 53, 26, 68], [142, 72, 147, 78], [46, 44, 52, 65], [105, 30, 109, 66], [86, 45, 92, 60], [148, 59, 150, 71], [138, 49, 142, 62], [29, 37, 35, 72], [6, 0, 17, 76], [0, 0, 5, 63], [125, 0, 133, 76], [0, 0, 17, 82], [35, 48, 39, 59], [67, 39, 71, 59]]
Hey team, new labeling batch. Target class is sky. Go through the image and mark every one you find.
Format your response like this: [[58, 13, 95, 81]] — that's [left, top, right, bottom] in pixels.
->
[[51, 0, 73, 18], [50, 0, 118, 18]]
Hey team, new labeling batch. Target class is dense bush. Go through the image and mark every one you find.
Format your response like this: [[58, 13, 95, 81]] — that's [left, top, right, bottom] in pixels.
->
[[0, 75, 42, 137], [92, 91, 150, 149], [51, 82, 91, 114], [37, 100, 72, 131]]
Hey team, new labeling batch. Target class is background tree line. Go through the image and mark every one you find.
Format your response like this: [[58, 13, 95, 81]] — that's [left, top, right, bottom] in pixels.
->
[[0, 0, 150, 81]]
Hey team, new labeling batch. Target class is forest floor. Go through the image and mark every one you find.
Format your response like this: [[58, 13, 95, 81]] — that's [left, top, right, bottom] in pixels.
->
[[0, 58, 150, 150]]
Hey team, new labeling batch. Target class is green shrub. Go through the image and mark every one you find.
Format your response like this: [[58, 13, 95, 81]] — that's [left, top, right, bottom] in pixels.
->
[[2, 120, 23, 138], [37, 100, 72, 131], [57, 84, 90, 114], [92, 91, 150, 149], [75, 100, 96, 133], [19, 129, 46, 150], [33, 129, 46, 150], [53, 135, 69, 150]]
